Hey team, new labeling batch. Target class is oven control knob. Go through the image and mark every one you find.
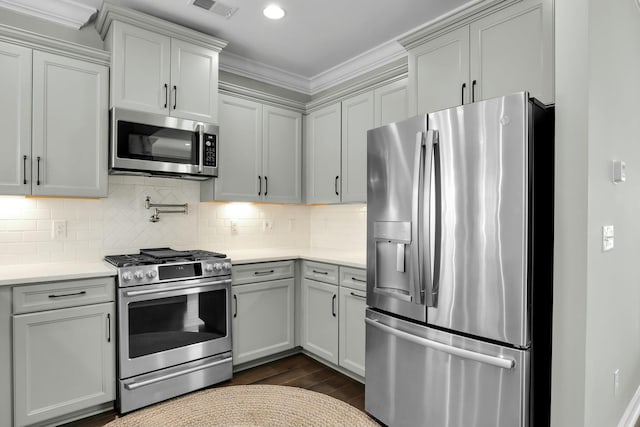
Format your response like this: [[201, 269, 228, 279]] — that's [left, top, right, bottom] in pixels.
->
[[213, 263, 223, 272], [122, 271, 133, 282], [223, 262, 232, 271], [134, 271, 144, 280], [146, 270, 157, 279], [205, 263, 214, 273]]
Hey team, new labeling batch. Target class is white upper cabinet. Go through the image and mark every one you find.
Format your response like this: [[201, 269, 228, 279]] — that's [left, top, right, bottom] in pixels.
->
[[374, 78, 408, 127], [409, 26, 470, 115], [341, 91, 374, 203], [107, 21, 220, 123], [469, 0, 554, 104], [305, 103, 342, 204], [0, 41, 108, 198], [407, 0, 553, 115], [31, 52, 109, 197], [0, 41, 31, 196], [209, 94, 301, 203]]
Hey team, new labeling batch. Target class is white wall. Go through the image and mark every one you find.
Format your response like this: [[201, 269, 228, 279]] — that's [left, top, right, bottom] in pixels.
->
[[552, 0, 640, 425]]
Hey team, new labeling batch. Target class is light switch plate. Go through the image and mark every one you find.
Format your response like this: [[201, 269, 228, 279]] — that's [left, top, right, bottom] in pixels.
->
[[613, 160, 626, 183], [602, 225, 614, 251]]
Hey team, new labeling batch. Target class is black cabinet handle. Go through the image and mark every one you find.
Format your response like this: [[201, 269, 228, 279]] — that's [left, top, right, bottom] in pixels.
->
[[106, 313, 111, 343], [350, 292, 366, 299], [264, 176, 268, 196], [312, 270, 328, 275], [461, 83, 466, 105], [22, 155, 27, 184], [471, 80, 477, 103], [335, 176, 339, 196], [164, 83, 168, 108], [332, 294, 336, 317], [351, 277, 366, 283], [254, 270, 274, 276], [233, 294, 238, 318], [36, 156, 41, 185], [258, 176, 262, 196], [173, 85, 177, 109], [48, 291, 86, 299]]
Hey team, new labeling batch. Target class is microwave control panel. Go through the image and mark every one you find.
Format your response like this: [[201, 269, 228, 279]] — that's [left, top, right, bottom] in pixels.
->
[[203, 134, 217, 167]]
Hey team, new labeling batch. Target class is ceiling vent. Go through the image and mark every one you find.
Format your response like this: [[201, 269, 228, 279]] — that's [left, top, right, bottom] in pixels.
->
[[191, 0, 238, 19]]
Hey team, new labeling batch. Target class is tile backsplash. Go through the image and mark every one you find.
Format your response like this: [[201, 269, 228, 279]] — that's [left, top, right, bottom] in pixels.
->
[[0, 176, 366, 265]]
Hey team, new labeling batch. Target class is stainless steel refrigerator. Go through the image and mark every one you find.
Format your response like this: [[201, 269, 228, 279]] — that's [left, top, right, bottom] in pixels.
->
[[365, 92, 554, 427]]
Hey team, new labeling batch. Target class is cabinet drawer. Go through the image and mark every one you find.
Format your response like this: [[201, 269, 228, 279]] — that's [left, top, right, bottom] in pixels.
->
[[13, 277, 115, 314], [303, 261, 339, 285], [232, 261, 295, 285], [339, 266, 367, 292]]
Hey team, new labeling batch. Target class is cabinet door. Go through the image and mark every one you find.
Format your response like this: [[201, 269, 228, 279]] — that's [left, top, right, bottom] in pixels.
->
[[232, 279, 294, 365], [408, 26, 470, 115], [469, 0, 554, 104], [215, 95, 262, 201], [0, 41, 31, 195], [305, 103, 341, 204], [339, 286, 367, 377], [13, 303, 115, 427], [31, 51, 108, 197], [301, 278, 338, 364], [341, 91, 373, 203], [374, 78, 408, 127], [263, 105, 302, 203], [170, 39, 219, 123], [109, 21, 171, 114]]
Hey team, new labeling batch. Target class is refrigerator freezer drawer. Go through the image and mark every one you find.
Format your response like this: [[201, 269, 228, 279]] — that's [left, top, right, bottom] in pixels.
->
[[365, 309, 529, 427]]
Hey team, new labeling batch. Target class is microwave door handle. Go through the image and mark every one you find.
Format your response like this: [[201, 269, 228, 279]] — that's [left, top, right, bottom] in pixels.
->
[[197, 124, 204, 174]]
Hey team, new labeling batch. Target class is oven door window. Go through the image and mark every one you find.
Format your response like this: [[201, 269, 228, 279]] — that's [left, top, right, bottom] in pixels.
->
[[127, 289, 226, 358], [117, 120, 199, 165]]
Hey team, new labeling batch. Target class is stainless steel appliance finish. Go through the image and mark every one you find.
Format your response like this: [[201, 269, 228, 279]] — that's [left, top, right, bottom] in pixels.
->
[[365, 309, 529, 427], [365, 92, 554, 427], [105, 248, 233, 414], [110, 108, 219, 179]]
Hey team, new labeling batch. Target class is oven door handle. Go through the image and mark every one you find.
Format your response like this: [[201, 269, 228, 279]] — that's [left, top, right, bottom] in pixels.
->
[[123, 356, 233, 390], [123, 279, 231, 297]]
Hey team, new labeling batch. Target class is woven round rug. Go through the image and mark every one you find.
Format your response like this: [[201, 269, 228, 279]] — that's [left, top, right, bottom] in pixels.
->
[[105, 384, 379, 427]]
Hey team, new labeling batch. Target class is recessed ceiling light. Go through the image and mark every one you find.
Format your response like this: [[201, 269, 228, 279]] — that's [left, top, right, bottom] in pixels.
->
[[263, 4, 285, 20]]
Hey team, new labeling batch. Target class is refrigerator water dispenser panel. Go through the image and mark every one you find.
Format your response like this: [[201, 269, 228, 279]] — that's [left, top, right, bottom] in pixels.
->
[[373, 221, 412, 301]]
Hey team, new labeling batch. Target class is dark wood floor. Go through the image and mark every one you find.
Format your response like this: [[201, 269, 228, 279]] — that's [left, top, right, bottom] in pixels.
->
[[65, 354, 365, 426]]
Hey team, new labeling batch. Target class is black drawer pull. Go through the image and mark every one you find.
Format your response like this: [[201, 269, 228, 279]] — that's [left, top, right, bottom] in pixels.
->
[[254, 270, 274, 276], [48, 291, 86, 299], [350, 292, 366, 299], [351, 277, 366, 283], [312, 270, 328, 275]]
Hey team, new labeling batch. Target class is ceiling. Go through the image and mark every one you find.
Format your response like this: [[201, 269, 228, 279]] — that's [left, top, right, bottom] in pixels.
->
[[0, 0, 474, 93]]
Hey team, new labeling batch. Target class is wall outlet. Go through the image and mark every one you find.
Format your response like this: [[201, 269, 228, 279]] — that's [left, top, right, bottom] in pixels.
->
[[614, 369, 620, 397], [288, 218, 295, 232], [263, 220, 273, 232], [52, 220, 67, 240], [230, 220, 238, 234], [602, 225, 614, 251]]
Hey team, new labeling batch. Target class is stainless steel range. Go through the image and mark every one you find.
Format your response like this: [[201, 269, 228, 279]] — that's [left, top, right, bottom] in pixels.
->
[[105, 248, 232, 414]]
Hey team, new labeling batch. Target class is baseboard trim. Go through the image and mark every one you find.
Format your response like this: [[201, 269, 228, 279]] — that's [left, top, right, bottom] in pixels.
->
[[619, 385, 640, 427]]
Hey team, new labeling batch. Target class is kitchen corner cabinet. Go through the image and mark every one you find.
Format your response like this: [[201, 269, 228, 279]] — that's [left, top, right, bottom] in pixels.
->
[[0, 42, 108, 197], [408, 0, 553, 115], [305, 79, 408, 204], [12, 277, 116, 427], [209, 94, 301, 203], [231, 261, 295, 365], [107, 21, 219, 123]]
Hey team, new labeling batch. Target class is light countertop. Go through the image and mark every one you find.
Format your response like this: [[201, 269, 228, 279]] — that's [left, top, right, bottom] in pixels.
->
[[215, 248, 366, 270], [0, 262, 117, 287]]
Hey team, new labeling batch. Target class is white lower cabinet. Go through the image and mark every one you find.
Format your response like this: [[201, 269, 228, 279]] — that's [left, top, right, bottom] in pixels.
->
[[301, 262, 366, 377], [13, 302, 115, 427], [231, 261, 295, 365]]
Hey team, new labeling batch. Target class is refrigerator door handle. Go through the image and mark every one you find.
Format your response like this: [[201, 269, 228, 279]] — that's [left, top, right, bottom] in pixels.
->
[[411, 132, 426, 304], [365, 318, 515, 370]]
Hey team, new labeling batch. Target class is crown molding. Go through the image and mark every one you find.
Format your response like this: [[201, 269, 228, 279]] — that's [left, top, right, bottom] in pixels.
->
[[218, 81, 306, 113], [0, 0, 97, 29], [219, 51, 311, 95], [0, 22, 110, 65]]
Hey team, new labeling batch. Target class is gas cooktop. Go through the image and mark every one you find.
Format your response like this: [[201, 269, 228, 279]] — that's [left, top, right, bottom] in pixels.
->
[[104, 248, 227, 268]]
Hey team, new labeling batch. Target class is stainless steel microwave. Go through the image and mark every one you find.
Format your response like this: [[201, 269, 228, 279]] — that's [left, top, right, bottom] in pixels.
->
[[110, 108, 218, 180]]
